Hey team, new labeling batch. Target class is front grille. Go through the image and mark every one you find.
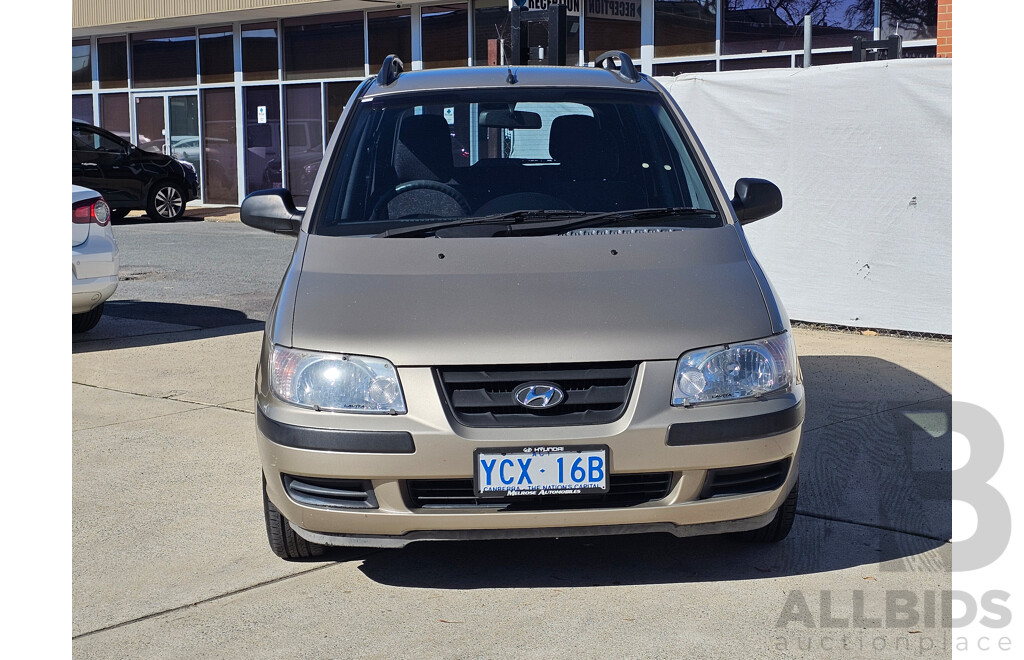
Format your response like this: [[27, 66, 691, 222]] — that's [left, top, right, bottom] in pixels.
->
[[283, 475, 378, 509], [435, 362, 637, 427], [407, 472, 672, 510], [699, 458, 791, 499]]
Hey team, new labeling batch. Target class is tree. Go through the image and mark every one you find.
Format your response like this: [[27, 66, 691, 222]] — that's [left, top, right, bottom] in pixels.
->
[[728, 1, 867, 27], [728, 0, 937, 36]]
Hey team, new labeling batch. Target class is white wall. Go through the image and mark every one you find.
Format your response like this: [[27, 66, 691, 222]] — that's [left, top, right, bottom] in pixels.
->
[[659, 59, 952, 334]]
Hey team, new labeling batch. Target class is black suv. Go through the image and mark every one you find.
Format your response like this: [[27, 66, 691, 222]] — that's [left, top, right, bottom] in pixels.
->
[[72, 120, 200, 221]]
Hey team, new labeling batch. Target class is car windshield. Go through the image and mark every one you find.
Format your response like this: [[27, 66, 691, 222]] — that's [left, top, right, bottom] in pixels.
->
[[310, 88, 721, 236]]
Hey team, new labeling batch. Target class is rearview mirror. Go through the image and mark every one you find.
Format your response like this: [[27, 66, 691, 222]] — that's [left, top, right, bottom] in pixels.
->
[[731, 178, 783, 225], [241, 189, 302, 235], [478, 109, 542, 129]]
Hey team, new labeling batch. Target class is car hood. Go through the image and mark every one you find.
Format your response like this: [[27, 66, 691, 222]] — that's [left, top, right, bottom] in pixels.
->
[[287, 226, 773, 366]]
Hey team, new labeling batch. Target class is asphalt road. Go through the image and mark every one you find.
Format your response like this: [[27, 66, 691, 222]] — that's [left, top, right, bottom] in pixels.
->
[[78, 215, 296, 341], [72, 216, 954, 658]]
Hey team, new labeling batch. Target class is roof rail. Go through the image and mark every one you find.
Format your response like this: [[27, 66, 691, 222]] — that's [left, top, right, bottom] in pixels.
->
[[376, 54, 404, 87], [594, 51, 642, 83]]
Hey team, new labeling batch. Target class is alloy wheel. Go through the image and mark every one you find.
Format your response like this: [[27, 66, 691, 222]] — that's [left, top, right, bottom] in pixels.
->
[[154, 186, 183, 219]]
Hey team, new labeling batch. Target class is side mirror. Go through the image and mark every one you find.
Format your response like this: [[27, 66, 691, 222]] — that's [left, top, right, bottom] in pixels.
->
[[731, 178, 783, 225], [241, 189, 302, 235]]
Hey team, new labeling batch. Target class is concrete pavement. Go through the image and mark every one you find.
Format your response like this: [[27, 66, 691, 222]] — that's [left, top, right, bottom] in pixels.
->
[[72, 326, 952, 658]]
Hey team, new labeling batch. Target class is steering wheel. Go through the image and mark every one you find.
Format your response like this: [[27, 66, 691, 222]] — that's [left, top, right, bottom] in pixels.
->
[[370, 180, 472, 220]]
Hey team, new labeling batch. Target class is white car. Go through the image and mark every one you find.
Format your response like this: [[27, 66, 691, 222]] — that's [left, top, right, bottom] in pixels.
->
[[72, 185, 119, 333]]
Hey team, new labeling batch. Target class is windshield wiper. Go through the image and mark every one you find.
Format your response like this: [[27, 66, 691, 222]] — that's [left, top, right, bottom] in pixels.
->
[[374, 207, 718, 238], [374, 209, 590, 238]]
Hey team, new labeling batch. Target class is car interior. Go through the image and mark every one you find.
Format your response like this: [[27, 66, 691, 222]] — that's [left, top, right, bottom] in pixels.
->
[[314, 92, 720, 233]]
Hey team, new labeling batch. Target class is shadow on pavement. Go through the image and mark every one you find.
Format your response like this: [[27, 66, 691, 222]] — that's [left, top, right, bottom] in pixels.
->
[[351, 522, 946, 589], [72, 300, 262, 353], [111, 207, 238, 225], [112, 214, 204, 226], [346, 354, 951, 588]]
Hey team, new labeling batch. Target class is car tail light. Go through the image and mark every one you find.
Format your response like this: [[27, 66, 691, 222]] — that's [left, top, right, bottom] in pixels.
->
[[73, 198, 111, 227]]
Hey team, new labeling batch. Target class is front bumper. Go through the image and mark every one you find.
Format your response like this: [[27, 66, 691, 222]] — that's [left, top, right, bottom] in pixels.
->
[[257, 360, 804, 547]]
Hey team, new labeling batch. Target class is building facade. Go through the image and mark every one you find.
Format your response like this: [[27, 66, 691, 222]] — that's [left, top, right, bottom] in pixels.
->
[[72, 0, 943, 206]]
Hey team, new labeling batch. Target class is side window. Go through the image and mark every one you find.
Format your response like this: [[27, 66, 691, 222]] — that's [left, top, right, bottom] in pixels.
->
[[95, 132, 124, 153], [75, 127, 124, 154], [72, 127, 97, 152]]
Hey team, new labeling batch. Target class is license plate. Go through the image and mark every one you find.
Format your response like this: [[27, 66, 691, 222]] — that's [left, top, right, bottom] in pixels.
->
[[473, 446, 609, 498]]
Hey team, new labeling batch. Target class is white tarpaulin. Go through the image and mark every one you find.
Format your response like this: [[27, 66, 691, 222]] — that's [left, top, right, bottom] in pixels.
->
[[659, 59, 951, 334]]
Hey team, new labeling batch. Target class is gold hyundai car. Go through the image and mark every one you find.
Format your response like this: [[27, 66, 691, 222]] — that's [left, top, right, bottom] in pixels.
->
[[242, 53, 804, 559]]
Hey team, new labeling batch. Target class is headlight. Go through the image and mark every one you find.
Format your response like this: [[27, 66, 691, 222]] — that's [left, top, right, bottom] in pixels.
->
[[270, 346, 406, 414], [671, 332, 797, 406]]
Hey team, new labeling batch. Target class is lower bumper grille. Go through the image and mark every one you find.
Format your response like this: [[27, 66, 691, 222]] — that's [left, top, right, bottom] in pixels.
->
[[407, 472, 673, 510], [283, 475, 378, 509], [699, 458, 791, 499]]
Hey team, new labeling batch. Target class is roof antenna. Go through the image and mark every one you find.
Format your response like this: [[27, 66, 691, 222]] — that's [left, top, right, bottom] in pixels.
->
[[506, 67, 517, 85]]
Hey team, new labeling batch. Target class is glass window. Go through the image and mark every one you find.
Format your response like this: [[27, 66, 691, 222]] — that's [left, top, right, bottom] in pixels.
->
[[653, 60, 717, 76], [474, 0, 512, 65], [132, 29, 197, 88], [473, 0, 578, 66], [283, 12, 365, 80], [723, 1, 873, 55], [585, 1, 641, 63], [73, 96, 94, 124], [796, 50, 857, 67], [326, 81, 361, 136], [169, 96, 201, 180], [882, 0, 937, 41], [368, 10, 411, 68], [242, 22, 279, 81], [312, 89, 719, 234], [202, 88, 239, 204], [99, 93, 130, 140], [135, 97, 165, 153], [721, 55, 791, 70], [285, 84, 324, 206], [73, 124, 125, 152], [654, 0, 716, 59], [73, 40, 91, 90], [244, 86, 281, 195], [97, 37, 128, 89], [422, 4, 469, 69], [902, 45, 937, 59], [200, 26, 234, 84]]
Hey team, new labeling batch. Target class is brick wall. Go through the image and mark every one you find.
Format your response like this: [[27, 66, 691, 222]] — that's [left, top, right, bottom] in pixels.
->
[[937, 0, 952, 57]]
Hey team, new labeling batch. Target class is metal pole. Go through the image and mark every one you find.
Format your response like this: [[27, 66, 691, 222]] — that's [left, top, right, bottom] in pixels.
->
[[803, 14, 812, 68]]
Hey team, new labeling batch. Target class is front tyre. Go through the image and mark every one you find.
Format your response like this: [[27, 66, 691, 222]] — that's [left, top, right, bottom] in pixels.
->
[[263, 474, 326, 560], [147, 181, 186, 221], [741, 480, 798, 543]]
